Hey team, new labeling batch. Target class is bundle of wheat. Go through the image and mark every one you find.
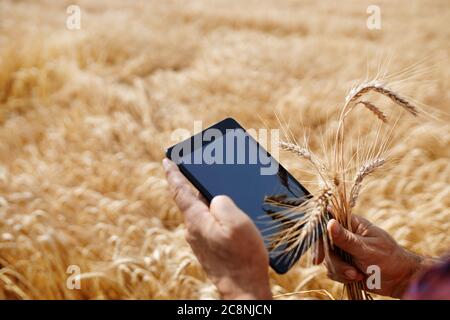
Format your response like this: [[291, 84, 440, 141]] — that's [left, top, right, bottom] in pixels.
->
[[270, 79, 426, 299]]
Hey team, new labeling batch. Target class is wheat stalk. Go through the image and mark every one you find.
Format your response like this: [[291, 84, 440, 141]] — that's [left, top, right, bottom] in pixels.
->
[[349, 158, 386, 208]]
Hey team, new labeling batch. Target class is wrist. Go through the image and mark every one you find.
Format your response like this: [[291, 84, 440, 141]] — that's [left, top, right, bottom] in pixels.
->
[[391, 250, 437, 298]]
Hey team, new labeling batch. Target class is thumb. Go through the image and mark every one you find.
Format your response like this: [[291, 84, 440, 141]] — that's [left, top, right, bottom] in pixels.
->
[[328, 219, 364, 256], [210, 195, 248, 224]]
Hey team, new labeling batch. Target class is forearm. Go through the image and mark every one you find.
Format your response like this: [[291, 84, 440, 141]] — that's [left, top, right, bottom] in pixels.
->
[[392, 249, 441, 298]]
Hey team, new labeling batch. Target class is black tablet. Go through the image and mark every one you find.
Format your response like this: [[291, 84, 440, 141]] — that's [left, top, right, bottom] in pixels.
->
[[166, 117, 313, 274]]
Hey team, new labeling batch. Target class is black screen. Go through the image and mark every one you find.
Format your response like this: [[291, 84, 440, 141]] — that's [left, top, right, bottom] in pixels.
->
[[167, 119, 311, 273]]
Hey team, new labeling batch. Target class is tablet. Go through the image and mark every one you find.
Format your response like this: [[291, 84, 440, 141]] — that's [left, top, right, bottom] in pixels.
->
[[166, 117, 314, 273]]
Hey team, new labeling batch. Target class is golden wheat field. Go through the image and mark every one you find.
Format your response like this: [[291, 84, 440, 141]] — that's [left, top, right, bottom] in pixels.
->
[[0, 0, 449, 299]]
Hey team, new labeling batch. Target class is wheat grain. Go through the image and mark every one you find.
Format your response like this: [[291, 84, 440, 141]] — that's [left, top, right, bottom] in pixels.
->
[[279, 141, 312, 160], [357, 101, 388, 123], [346, 81, 419, 116]]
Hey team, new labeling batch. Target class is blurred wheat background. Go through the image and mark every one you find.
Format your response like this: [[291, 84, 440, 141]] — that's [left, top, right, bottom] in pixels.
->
[[0, 0, 449, 299]]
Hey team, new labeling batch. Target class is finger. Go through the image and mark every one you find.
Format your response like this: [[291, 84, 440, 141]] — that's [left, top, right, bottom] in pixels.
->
[[196, 190, 208, 205], [327, 208, 371, 234], [163, 158, 207, 204], [327, 219, 365, 257], [163, 158, 200, 209], [325, 250, 364, 283], [312, 239, 325, 265], [350, 214, 372, 231], [210, 195, 249, 226], [162, 159, 210, 230]]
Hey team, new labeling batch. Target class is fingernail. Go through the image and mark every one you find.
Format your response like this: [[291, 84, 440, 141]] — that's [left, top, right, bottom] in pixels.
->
[[345, 269, 356, 280], [162, 158, 170, 170]]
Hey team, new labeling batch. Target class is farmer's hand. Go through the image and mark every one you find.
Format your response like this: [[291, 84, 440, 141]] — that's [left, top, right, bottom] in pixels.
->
[[162, 159, 272, 300], [317, 215, 433, 298]]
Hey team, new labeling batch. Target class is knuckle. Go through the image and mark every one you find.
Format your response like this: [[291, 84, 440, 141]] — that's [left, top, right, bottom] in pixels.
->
[[222, 228, 236, 242], [172, 185, 188, 204], [172, 184, 183, 198], [185, 220, 200, 236], [228, 219, 251, 239], [223, 227, 240, 242], [184, 229, 199, 245]]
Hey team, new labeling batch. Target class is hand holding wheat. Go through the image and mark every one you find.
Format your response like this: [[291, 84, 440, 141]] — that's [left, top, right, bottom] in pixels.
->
[[320, 215, 427, 298], [270, 79, 421, 299]]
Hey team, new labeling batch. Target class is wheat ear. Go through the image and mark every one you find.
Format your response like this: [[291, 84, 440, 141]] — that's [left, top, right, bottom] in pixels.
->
[[265, 194, 304, 207], [267, 188, 332, 262], [357, 101, 388, 123], [279, 141, 332, 185], [349, 158, 385, 207], [346, 81, 418, 116], [279, 141, 312, 160]]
